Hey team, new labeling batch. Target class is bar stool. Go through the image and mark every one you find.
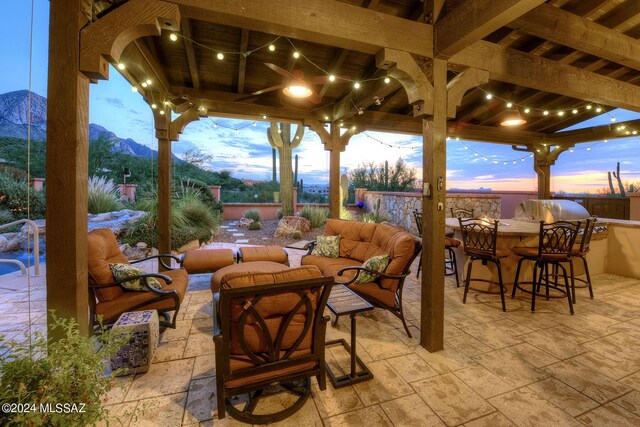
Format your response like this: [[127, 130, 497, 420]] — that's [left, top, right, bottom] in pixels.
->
[[450, 207, 474, 219], [569, 216, 597, 303], [512, 220, 581, 314], [413, 209, 460, 287], [458, 218, 509, 311]]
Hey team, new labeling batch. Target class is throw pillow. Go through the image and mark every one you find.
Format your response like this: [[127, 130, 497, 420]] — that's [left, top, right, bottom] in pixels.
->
[[311, 235, 340, 258], [354, 255, 391, 284], [109, 263, 162, 291]]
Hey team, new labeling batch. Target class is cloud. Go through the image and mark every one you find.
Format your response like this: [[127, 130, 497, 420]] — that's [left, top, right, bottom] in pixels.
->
[[102, 97, 125, 108]]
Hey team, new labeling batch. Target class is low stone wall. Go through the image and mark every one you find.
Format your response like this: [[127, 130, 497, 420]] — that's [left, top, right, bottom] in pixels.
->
[[363, 191, 501, 234]]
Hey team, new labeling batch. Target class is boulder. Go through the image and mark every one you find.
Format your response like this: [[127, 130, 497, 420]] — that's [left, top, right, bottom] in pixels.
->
[[122, 246, 150, 260], [238, 218, 254, 228], [87, 209, 146, 234], [274, 216, 311, 237], [176, 239, 200, 253], [0, 233, 23, 252], [20, 219, 46, 236]]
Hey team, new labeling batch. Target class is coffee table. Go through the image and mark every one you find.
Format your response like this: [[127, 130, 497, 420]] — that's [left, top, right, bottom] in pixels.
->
[[325, 284, 374, 388]]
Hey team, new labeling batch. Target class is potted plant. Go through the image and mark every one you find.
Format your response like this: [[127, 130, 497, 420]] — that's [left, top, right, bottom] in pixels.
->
[[0, 312, 131, 427]]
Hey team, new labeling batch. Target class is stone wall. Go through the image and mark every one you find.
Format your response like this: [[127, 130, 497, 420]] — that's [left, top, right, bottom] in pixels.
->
[[363, 191, 501, 234]]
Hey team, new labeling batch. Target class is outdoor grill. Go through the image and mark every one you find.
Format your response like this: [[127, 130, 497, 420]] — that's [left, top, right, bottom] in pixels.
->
[[513, 199, 591, 222]]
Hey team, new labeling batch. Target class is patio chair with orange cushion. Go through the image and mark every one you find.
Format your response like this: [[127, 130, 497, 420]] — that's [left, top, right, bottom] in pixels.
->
[[213, 266, 332, 424], [87, 228, 188, 329]]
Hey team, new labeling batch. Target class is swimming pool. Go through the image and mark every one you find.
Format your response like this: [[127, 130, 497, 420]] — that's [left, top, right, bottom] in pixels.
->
[[0, 252, 45, 275]]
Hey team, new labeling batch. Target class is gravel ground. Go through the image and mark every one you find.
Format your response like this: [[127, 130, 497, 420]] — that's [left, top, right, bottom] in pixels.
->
[[211, 219, 324, 247]]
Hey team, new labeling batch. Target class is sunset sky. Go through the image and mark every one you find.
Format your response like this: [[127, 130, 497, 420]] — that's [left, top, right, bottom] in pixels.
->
[[3, 1, 640, 193]]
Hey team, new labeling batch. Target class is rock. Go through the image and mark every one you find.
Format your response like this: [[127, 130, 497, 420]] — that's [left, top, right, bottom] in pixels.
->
[[274, 216, 311, 237], [136, 242, 148, 249], [87, 209, 146, 235], [0, 232, 23, 252], [176, 239, 199, 253], [20, 219, 46, 236], [0, 235, 10, 252], [238, 218, 254, 228], [149, 247, 159, 256], [122, 246, 149, 260], [119, 243, 131, 253]]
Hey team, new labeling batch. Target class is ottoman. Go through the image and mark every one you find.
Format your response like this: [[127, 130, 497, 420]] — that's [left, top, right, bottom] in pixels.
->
[[210, 261, 291, 293], [110, 310, 159, 376], [238, 246, 289, 265], [181, 248, 235, 274]]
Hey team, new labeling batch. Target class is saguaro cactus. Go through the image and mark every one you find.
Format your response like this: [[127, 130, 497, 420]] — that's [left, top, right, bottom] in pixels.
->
[[613, 162, 626, 197], [340, 173, 349, 206], [267, 122, 304, 215]]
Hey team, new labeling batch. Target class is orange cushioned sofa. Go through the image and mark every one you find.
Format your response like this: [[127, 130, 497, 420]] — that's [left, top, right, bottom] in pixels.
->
[[301, 219, 421, 337]]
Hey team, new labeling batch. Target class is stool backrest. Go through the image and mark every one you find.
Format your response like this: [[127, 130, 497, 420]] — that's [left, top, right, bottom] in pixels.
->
[[451, 207, 474, 219], [413, 209, 423, 237], [577, 216, 597, 254], [537, 220, 581, 258], [458, 218, 499, 258]]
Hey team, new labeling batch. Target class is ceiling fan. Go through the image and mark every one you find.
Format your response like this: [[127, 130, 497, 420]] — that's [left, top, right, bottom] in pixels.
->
[[251, 63, 341, 104]]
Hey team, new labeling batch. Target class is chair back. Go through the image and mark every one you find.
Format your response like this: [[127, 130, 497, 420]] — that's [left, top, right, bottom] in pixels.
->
[[451, 207, 474, 219], [458, 218, 499, 258], [577, 216, 597, 254], [537, 220, 581, 259], [216, 268, 332, 389], [413, 209, 422, 237], [88, 228, 128, 302]]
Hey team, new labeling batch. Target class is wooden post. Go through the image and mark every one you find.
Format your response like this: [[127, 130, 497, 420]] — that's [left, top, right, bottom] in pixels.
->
[[46, 0, 90, 337], [156, 109, 171, 264], [421, 59, 447, 352], [329, 148, 342, 219], [532, 144, 570, 200], [534, 161, 551, 199]]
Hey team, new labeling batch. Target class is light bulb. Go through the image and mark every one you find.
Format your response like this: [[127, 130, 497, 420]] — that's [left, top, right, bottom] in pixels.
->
[[587, 147, 591, 150], [324, 115, 329, 121], [506, 102, 513, 108], [252, 121, 256, 126], [151, 103, 157, 109], [557, 111, 564, 116], [293, 51, 300, 59], [328, 74, 336, 82], [353, 82, 361, 89], [213, 123, 218, 128], [596, 107, 602, 112], [570, 148, 574, 152], [268, 44, 276, 52], [146, 79, 152, 85], [503, 161, 507, 165], [117, 63, 125, 70], [235, 129, 239, 134], [159, 110, 165, 115], [604, 139, 608, 142], [586, 104, 592, 110], [633, 131, 638, 135], [512, 160, 516, 164], [351, 126, 356, 131], [131, 86, 138, 92], [626, 131, 631, 135], [485, 93, 493, 100], [217, 52, 224, 60], [169, 33, 178, 41], [164, 101, 170, 106], [384, 77, 391, 84], [611, 117, 617, 122], [262, 115, 267, 119], [493, 160, 498, 164], [524, 108, 530, 114], [572, 109, 578, 114], [543, 110, 549, 116], [464, 146, 468, 150], [521, 158, 525, 162], [483, 157, 488, 161], [141, 82, 148, 88]]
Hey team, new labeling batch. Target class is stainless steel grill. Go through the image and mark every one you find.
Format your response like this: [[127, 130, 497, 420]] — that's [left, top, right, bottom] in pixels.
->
[[513, 199, 591, 222]]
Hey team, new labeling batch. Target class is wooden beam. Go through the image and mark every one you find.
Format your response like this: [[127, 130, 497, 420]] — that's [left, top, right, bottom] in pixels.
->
[[80, 0, 180, 80], [237, 29, 250, 93], [332, 75, 402, 121], [509, 3, 640, 71], [132, 39, 172, 96], [549, 119, 640, 145], [449, 40, 640, 112], [172, 0, 433, 57], [169, 107, 202, 141], [155, 109, 172, 259], [434, 0, 544, 58], [446, 68, 489, 118], [318, 49, 349, 98], [47, 0, 90, 337], [181, 17, 200, 88], [421, 59, 448, 352]]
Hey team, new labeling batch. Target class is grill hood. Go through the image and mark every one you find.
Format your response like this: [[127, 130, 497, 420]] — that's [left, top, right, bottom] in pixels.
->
[[513, 199, 590, 222]]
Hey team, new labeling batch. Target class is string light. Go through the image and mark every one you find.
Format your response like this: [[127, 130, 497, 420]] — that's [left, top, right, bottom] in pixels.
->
[[384, 77, 391, 84], [169, 33, 178, 41], [131, 86, 138, 92], [141, 82, 148, 88], [151, 103, 157, 109], [328, 75, 336, 82], [216, 52, 224, 60], [506, 102, 513, 108], [268, 44, 276, 51], [145, 79, 152, 85], [292, 51, 300, 59], [117, 63, 125, 70], [353, 82, 361, 89], [159, 110, 165, 115]]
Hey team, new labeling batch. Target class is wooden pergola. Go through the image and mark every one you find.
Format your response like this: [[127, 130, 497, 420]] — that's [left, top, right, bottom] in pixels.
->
[[48, 0, 640, 350]]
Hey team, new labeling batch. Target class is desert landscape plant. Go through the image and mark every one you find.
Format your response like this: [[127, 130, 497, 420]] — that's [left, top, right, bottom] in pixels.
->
[[243, 208, 261, 222], [88, 175, 123, 214], [299, 205, 329, 228]]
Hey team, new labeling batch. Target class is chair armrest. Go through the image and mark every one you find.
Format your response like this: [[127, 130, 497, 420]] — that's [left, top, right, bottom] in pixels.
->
[[212, 293, 221, 338], [131, 254, 182, 270], [90, 272, 173, 289], [304, 241, 317, 256], [335, 266, 410, 285]]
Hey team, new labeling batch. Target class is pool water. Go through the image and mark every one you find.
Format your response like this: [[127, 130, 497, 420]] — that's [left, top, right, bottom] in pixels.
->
[[0, 253, 45, 275]]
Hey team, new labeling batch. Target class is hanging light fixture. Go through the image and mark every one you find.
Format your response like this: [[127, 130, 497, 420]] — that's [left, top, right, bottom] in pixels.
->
[[282, 81, 313, 98], [500, 109, 527, 127]]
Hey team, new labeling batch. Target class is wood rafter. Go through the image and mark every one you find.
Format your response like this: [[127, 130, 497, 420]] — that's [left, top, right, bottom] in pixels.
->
[[180, 17, 200, 88], [171, 0, 434, 57], [434, 0, 545, 58], [237, 29, 250, 93], [509, 3, 640, 71]]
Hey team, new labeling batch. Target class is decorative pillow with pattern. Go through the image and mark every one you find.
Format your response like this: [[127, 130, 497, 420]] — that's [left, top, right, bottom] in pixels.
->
[[354, 255, 391, 284], [109, 263, 162, 291], [311, 235, 341, 258]]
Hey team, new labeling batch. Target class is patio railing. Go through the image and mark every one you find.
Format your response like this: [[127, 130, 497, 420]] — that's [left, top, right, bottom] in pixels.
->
[[0, 219, 41, 276]]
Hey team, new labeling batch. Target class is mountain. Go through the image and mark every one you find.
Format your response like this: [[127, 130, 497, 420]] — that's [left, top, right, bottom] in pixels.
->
[[0, 90, 166, 160]]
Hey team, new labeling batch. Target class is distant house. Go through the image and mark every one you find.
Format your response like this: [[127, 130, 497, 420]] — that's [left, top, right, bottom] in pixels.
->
[[305, 184, 329, 195]]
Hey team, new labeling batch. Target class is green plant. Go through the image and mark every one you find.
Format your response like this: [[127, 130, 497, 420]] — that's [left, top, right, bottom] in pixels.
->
[[340, 206, 354, 221], [244, 208, 261, 222], [360, 198, 391, 223], [0, 313, 131, 427], [349, 158, 417, 192], [276, 208, 283, 219], [299, 205, 329, 229], [291, 230, 302, 240], [248, 221, 262, 230], [88, 175, 123, 214], [0, 173, 46, 220], [0, 209, 13, 224]]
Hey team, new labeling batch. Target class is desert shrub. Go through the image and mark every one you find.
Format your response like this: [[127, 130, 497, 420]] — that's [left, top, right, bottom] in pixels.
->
[[0, 313, 132, 427], [276, 208, 283, 219], [177, 191, 220, 243], [0, 173, 46, 220], [88, 175, 123, 214], [291, 230, 302, 240], [361, 211, 392, 224], [248, 221, 262, 231], [339, 206, 354, 221], [299, 205, 328, 229], [177, 179, 223, 214], [243, 208, 261, 222], [0, 209, 13, 225]]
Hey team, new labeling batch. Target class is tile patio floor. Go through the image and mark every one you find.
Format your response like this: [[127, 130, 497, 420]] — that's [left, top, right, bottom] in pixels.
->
[[1, 244, 640, 426]]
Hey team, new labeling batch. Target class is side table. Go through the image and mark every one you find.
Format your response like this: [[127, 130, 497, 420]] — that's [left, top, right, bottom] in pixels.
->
[[110, 310, 159, 376], [325, 284, 374, 388]]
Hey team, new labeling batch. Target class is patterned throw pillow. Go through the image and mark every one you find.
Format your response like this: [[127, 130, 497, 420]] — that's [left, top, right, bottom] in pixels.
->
[[311, 235, 341, 258], [109, 263, 162, 291], [354, 255, 391, 284]]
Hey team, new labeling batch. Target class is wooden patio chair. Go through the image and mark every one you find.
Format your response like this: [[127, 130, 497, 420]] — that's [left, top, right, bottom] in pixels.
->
[[87, 228, 188, 329], [213, 266, 332, 424]]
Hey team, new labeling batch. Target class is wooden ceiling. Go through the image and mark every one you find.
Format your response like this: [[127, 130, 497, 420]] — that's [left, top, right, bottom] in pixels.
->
[[96, 0, 640, 143]]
